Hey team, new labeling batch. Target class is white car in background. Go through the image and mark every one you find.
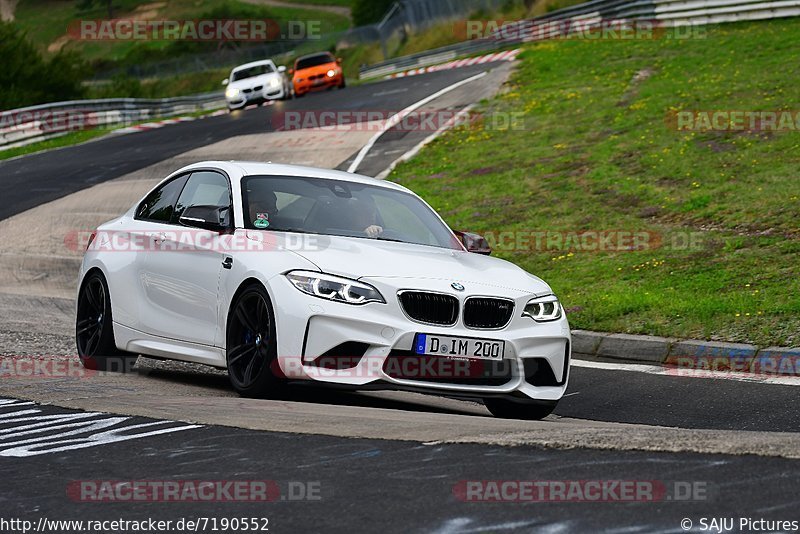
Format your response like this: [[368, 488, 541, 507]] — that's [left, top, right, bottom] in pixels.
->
[[75, 161, 571, 420], [223, 60, 291, 110]]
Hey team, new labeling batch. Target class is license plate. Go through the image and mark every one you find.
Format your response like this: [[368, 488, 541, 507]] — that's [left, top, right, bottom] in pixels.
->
[[313, 78, 325, 86], [414, 334, 505, 361]]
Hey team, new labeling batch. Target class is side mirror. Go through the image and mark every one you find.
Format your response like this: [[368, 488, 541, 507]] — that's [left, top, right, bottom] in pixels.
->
[[288, 68, 294, 75], [278, 65, 286, 73], [454, 230, 492, 255], [337, 57, 343, 64], [179, 205, 229, 232], [221, 79, 229, 86]]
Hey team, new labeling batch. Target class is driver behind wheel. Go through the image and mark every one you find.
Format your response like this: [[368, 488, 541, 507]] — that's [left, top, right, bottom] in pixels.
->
[[346, 197, 383, 238]]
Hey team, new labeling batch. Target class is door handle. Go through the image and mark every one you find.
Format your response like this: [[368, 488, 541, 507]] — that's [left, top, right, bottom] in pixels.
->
[[222, 257, 234, 270]]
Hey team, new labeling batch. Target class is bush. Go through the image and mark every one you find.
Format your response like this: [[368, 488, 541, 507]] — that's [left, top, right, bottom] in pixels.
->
[[0, 22, 88, 110], [352, 0, 395, 26]]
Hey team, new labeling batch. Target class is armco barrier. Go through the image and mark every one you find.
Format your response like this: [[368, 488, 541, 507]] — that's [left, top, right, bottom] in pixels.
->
[[0, 92, 225, 150], [359, 0, 800, 79]]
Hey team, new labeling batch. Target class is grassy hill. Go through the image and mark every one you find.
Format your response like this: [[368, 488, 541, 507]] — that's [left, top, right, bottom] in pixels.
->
[[391, 19, 800, 347], [13, 0, 352, 63]]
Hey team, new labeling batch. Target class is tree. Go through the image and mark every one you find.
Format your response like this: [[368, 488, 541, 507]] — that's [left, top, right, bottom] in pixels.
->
[[352, 0, 396, 26], [0, 22, 87, 109], [76, 0, 114, 19]]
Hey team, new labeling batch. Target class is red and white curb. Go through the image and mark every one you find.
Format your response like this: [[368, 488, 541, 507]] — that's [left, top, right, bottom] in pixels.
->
[[387, 49, 521, 79]]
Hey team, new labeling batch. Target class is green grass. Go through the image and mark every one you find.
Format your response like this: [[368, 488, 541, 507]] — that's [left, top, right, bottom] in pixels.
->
[[85, 67, 233, 98], [389, 19, 800, 347], [14, 0, 351, 62], [0, 129, 108, 161]]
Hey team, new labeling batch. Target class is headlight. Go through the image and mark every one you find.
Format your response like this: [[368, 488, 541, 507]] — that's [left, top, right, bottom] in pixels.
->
[[269, 77, 281, 88], [522, 295, 562, 322], [327, 69, 336, 77], [225, 87, 240, 98], [286, 271, 385, 305]]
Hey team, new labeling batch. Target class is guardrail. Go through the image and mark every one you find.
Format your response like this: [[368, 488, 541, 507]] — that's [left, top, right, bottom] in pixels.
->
[[359, 0, 800, 79], [0, 92, 225, 151]]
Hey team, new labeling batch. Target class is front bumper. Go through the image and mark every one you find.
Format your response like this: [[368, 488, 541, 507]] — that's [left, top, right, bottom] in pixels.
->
[[293, 74, 342, 95], [226, 86, 286, 108], [267, 275, 571, 402]]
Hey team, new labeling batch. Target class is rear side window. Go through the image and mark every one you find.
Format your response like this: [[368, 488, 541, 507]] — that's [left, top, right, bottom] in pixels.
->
[[172, 171, 232, 225], [135, 175, 189, 222]]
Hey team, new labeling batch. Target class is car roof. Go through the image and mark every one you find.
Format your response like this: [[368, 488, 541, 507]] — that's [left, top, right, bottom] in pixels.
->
[[232, 59, 275, 72], [175, 161, 412, 194]]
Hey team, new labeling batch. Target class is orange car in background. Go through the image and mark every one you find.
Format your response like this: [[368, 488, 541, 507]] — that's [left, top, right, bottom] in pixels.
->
[[291, 52, 345, 97]]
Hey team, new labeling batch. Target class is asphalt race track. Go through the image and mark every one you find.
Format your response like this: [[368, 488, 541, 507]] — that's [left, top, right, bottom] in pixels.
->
[[0, 64, 495, 220], [3, 401, 799, 533], [1, 60, 798, 533]]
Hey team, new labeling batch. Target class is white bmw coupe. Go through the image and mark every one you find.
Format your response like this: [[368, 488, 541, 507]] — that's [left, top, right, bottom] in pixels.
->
[[76, 161, 571, 419]]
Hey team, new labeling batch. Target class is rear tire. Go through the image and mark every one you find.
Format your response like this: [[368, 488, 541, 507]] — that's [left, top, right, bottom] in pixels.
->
[[483, 398, 557, 420], [76, 271, 138, 372], [226, 283, 283, 398]]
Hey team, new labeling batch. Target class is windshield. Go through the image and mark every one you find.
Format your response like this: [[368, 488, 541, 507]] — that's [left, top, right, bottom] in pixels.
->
[[295, 53, 335, 70], [242, 176, 461, 250], [231, 63, 274, 81]]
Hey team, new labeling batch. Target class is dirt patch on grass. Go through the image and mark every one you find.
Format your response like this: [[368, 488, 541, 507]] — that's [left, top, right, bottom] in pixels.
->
[[617, 67, 655, 107], [48, 1, 166, 53], [0, 0, 18, 21]]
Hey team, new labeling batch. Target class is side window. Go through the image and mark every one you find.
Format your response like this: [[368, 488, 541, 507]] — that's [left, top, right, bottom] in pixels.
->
[[135, 175, 189, 222], [172, 171, 232, 226]]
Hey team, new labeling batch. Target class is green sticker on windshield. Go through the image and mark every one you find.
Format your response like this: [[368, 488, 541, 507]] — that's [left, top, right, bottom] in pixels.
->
[[254, 219, 270, 229]]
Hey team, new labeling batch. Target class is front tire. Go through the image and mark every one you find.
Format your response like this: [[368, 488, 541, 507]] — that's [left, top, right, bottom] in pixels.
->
[[76, 271, 137, 372], [483, 398, 557, 420], [226, 283, 283, 398]]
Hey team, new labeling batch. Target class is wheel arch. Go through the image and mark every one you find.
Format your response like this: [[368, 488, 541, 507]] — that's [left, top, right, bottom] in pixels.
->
[[224, 276, 277, 350], [79, 264, 119, 310]]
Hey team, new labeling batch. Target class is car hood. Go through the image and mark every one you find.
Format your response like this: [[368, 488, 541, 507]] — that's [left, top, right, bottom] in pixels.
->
[[228, 73, 280, 90], [284, 233, 552, 296]]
